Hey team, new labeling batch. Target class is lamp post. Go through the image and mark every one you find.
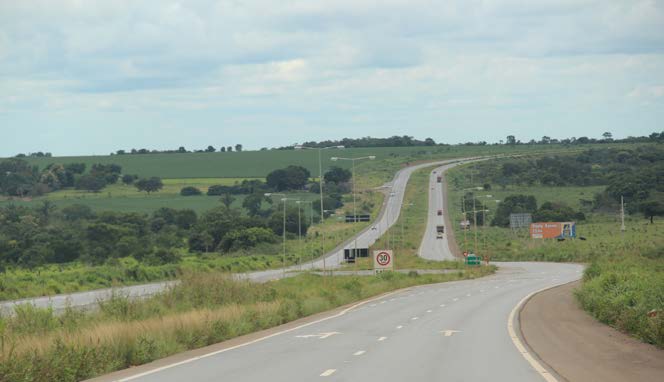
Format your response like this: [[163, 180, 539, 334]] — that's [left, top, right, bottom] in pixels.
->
[[296, 200, 314, 269], [264, 193, 297, 278], [294, 145, 344, 273], [331, 155, 376, 269]]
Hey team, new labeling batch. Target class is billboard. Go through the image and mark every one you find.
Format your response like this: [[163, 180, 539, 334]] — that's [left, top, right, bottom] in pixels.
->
[[530, 222, 576, 239], [510, 213, 532, 229]]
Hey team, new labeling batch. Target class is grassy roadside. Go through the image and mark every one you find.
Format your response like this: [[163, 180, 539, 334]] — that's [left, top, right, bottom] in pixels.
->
[[0, 268, 494, 382]]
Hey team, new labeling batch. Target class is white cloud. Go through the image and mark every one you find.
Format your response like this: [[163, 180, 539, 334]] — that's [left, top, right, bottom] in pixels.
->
[[0, 0, 663, 155]]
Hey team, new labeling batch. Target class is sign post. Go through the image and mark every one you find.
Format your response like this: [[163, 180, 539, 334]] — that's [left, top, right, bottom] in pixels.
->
[[373, 250, 394, 273]]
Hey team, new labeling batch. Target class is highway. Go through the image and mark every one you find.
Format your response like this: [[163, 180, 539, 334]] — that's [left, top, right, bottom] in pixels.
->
[[86, 154, 586, 382], [0, 157, 479, 313], [418, 165, 454, 261], [94, 262, 582, 382]]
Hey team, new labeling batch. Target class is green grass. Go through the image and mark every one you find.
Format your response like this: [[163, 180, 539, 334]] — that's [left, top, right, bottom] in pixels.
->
[[0, 268, 495, 381]]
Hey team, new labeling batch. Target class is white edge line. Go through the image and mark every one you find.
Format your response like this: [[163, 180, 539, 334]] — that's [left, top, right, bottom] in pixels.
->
[[507, 284, 567, 382], [115, 289, 405, 381]]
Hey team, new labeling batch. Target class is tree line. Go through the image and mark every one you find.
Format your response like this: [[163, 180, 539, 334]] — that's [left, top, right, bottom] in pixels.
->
[[470, 145, 664, 225]]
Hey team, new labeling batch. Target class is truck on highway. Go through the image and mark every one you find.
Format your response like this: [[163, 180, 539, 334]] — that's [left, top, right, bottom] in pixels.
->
[[436, 176, 442, 183], [436, 225, 445, 238]]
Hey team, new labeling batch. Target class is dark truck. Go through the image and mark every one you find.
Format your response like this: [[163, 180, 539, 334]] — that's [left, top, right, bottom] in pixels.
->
[[436, 225, 445, 238]]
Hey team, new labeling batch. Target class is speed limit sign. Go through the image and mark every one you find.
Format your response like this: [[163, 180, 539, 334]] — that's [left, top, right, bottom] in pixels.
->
[[373, 250, 394, 271]]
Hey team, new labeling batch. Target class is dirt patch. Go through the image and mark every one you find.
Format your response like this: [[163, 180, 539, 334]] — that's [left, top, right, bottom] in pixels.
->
[[520, 281, 664, 382]]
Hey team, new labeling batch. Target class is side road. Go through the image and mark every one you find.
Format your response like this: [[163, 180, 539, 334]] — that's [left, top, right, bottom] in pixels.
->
[[520, 280, 664, 382]]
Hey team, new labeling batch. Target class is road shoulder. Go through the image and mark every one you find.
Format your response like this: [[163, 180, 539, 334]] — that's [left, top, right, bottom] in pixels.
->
[[520, 280, 664, 382]]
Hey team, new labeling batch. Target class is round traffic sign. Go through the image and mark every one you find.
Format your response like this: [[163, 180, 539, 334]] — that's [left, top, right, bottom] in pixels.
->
[[376, 251, 391, 266]]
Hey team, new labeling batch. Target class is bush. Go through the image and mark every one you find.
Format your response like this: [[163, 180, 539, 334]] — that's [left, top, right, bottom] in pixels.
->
[[180, 186, 202, 196]]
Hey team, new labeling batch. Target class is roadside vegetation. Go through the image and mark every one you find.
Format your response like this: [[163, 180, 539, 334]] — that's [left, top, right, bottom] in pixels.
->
[[0, 268, 493, 382], [445, 144, 664, 348]]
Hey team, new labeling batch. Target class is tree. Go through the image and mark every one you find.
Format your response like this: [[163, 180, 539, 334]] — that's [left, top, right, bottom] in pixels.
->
[[602, 132, 613, 141], [506, 135, 516, 145], [235, 144, 243, 152], [122, 174, 138, 185], [220, 193, 235, 208], [492, 194, 537, 227], [242, 193, 266, 216], [177, 146, 187, 153], [180, 186, 202, 196], [205, 145, 216, 153], [220, 146, 226, 152], [76, 174, 107, 192], [219, 227, 278, 252], [641, 200, 664, 223], [227, 146, 233, 152], [266, 165, 311, 191], [135, 177, 163, 195], [90, 164, 122, 184], [62, 204, 94, 221], [324, 166, 352, 184]]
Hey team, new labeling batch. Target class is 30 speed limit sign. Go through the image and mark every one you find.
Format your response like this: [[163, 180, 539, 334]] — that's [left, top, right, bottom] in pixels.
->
[[373, 250, 394, 271]]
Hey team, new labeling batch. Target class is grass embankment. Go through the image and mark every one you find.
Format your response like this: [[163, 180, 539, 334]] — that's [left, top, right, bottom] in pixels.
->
[[0, 268, 494, 382], [446, 161, 664, 349]]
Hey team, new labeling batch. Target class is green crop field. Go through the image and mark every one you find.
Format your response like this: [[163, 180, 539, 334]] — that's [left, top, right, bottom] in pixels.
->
[[12, 144, 598, 178]]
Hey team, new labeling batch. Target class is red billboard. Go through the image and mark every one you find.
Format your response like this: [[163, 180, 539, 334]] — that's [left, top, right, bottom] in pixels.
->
[[530, 222, 576, 239]]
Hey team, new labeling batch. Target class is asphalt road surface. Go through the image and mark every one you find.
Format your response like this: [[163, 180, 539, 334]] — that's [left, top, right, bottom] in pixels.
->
[[0, 157, 481, 313], [93, 262, 583, 382], [418, 165, 454, 261]]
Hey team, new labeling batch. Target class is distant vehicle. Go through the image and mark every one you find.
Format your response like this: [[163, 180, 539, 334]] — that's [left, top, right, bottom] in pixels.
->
[[436, 231, 444, 239], [371, 226, 377, 231], [436, 225, 445, 236], [436, 176, 442, 183], [437, 209, 442, 216]]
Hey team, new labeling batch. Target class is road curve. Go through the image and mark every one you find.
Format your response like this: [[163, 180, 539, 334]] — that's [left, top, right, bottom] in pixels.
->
[[0, 157, 481, 314], [91, 262, 583, 382]]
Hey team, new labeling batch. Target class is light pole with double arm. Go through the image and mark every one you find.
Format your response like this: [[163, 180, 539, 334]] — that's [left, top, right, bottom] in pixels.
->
[[330, 155, 376, 269], [264, 193, 298, 278]]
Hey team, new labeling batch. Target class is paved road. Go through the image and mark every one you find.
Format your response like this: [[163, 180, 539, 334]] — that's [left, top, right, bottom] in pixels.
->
[[95, 262, 583, 382], [0, 157, 480, 314], [418, 165, 454, 261]]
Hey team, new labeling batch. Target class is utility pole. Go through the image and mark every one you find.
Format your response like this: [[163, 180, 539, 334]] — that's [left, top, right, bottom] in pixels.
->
[[620, 195, 626, 232]]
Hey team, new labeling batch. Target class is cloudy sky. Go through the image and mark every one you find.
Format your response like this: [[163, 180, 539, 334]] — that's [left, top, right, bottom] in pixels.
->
[[1, 0, 663, 156]]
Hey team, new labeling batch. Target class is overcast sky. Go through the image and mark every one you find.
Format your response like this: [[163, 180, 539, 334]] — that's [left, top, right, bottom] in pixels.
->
[[1, 0, 663, 156]]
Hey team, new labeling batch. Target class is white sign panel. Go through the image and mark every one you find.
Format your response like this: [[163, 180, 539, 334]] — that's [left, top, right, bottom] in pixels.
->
[[373, 250, 394, 271]]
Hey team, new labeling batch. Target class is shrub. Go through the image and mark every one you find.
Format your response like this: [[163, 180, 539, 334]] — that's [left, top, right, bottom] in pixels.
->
[[180, 186, 202, 196]]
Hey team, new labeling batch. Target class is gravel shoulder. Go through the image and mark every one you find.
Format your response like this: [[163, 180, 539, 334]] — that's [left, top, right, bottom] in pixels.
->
[[520, 280, 664, 382]]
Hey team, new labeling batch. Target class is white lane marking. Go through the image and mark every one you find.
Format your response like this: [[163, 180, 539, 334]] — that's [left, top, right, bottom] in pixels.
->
[[495, 286, 500, 289], [320, 369, 336, 377], [295, 332, 340, 339], [508, 285, 571, 382], [411, 317, 419, 320], [396, 325, 403, 329], [353, 350, 366, 356], [380, 301, 386, 304], [378, 336, 387, 341], [440, 304, 446, 307], [114, 289, 405, 381], [453, 298, 459, 301], [441, 330, 461, 337], [466, 294, 472, 297], [370, 304, 377, 307], [426, 310, 432, 313]]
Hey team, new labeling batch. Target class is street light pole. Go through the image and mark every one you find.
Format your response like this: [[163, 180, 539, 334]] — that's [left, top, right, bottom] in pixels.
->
[[265, 193, 291, 278], [330, 155, 376, 269], [295, 145, 344, 275]]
